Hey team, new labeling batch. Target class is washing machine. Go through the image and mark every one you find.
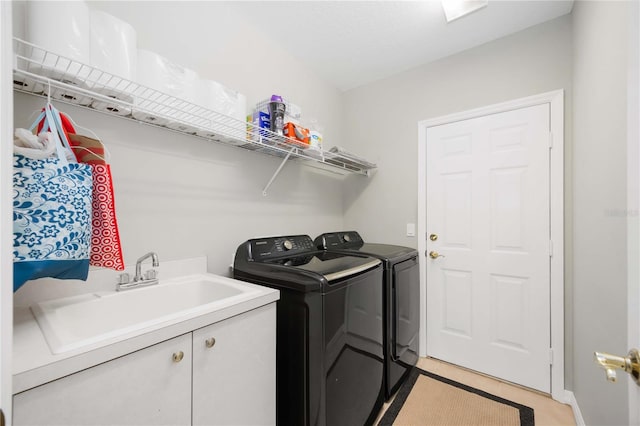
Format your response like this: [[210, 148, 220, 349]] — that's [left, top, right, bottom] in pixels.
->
[[314, 231, 419, 400], [233, 234, 385, 426]]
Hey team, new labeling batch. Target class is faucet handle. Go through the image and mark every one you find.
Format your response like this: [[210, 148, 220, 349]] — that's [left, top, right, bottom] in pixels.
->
[[118, 273, 131, 285], [144, 269, 158, 280]]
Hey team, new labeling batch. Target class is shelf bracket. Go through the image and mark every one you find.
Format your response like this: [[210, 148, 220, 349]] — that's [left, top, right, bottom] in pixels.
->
[[262, 147, 296, 196]]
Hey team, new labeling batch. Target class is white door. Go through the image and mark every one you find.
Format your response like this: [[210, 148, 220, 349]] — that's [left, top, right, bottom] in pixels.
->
[[426, 103, 551, 393]]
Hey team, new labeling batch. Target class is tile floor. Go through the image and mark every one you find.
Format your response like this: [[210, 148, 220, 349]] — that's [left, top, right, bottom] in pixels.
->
[[376, 357, 576, 425]]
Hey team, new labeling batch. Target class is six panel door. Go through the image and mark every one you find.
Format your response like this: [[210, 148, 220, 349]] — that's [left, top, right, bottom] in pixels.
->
[[426, 104, 551, 392]]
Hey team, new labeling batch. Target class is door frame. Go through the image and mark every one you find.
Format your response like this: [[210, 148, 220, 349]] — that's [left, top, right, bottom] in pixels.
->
[[417, 90, 565, 401], [627, 0, 639, 423], [0, 1, 13, 424]]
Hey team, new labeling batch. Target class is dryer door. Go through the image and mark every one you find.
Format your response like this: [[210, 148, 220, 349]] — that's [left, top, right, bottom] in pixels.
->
[[392, 255, 420, 364]]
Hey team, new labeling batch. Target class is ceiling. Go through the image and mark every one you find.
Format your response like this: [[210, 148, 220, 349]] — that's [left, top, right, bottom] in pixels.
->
[[230, 1, 574, 91]]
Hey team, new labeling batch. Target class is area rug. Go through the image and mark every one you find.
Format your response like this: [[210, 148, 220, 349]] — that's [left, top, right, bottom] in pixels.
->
[[378, 367, 535, 426]]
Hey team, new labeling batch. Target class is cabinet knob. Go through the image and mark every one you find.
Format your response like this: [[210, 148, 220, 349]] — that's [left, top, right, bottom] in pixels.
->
[[172, 351, 184, 363], [205, 337, 216, 348]]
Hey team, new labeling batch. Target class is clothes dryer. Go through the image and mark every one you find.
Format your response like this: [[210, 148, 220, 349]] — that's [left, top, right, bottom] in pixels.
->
[[314, 231, 419, 400]]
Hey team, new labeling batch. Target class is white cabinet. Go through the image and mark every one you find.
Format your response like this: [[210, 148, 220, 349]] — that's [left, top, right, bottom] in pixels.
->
[[13, 333, 192, 425], [13, 303, 276, 426], [192, 303, 276, 425]]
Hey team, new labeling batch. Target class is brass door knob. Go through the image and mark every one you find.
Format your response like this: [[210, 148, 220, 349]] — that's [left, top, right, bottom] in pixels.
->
[[205, 337, 216, 348], [429, 234, 438, 241], [172, 351, 184, 363], [594, 349, 640, 384], [429, 251, 445, 259]]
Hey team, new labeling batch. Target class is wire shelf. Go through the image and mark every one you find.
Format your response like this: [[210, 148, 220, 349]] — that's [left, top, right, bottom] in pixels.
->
[[12, 38, 376, 177]]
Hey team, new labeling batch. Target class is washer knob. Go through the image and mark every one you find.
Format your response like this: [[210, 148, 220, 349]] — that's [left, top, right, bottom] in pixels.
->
[[283, 240, 293, 250], [343, 234, 351, 243]]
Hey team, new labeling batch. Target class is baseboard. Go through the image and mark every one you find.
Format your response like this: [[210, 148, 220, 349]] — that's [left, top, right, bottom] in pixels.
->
[[564, 391, 586, 426]]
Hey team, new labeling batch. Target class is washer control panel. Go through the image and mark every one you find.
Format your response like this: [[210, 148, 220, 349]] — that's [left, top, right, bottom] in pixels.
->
[[314, 231, 363, 250], [250, 235, 315, 260]]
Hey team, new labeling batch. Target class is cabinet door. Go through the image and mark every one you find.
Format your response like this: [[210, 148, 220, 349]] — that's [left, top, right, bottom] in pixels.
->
[[192, 303, 276, 426], [13, 333, 192, 426]]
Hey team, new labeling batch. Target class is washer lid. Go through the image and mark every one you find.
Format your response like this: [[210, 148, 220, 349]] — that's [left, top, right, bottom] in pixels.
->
[[265, 251, 381, 282], [357, 243, 417, 260]]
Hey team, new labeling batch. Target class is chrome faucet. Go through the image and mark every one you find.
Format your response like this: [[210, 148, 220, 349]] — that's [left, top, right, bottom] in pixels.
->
[[117, 252, 160, 291], [134, 252, 159, 282]]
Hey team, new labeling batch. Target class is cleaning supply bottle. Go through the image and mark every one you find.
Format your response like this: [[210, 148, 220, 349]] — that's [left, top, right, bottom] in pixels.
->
[[268, 94, 286, 136], [308, 118, 324, 151]]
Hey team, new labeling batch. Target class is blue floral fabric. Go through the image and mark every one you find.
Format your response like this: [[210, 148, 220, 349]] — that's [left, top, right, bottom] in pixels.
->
[[13, 154, 92, 291]]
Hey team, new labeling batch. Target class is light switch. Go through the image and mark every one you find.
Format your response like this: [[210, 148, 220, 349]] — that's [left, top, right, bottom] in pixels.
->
[[406, 223, 416, 237]]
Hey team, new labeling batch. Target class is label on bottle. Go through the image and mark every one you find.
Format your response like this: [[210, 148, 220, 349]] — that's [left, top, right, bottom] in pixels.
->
[[309, 131, 323, 149]]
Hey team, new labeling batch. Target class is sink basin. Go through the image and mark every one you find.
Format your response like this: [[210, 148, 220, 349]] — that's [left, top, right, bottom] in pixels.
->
[[31, 274, 263, 354]]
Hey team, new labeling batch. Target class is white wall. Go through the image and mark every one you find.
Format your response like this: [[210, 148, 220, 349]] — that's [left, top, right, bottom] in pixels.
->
[[11, 1, 349, 304], [572, 2, 631, 425], [342, 14, 574, 386]]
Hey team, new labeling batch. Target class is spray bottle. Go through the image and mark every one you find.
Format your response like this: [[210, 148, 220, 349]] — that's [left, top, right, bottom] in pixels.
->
[[268, 94, 286, 136]]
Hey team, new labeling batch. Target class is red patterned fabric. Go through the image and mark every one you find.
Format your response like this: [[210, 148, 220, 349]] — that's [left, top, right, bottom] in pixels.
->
[[89, 164, 124, 270]]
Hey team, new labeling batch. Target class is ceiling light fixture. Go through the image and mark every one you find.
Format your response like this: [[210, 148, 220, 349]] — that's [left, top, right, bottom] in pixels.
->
[[441, 0, 488, 23]]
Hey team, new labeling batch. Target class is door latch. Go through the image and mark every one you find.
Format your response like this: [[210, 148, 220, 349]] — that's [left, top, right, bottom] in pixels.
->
[[428, 251, 445, 259]]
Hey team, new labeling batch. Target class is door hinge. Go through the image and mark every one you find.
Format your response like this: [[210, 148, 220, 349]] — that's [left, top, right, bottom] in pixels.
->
[[549, 240, 554, 257], [549, 348, 554, 365], [549, 131, 553, 149]]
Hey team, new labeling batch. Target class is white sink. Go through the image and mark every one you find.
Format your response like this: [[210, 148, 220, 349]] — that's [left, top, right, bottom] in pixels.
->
[[31, 274, 263, 354]]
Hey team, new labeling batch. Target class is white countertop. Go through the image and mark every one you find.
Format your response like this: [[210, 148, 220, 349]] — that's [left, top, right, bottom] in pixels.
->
[[12, 258, 278, 394]]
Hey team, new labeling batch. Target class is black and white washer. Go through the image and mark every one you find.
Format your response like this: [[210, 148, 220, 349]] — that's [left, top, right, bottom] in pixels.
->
[[314, 231, 420, 400], [233, 234, 385, 426]]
